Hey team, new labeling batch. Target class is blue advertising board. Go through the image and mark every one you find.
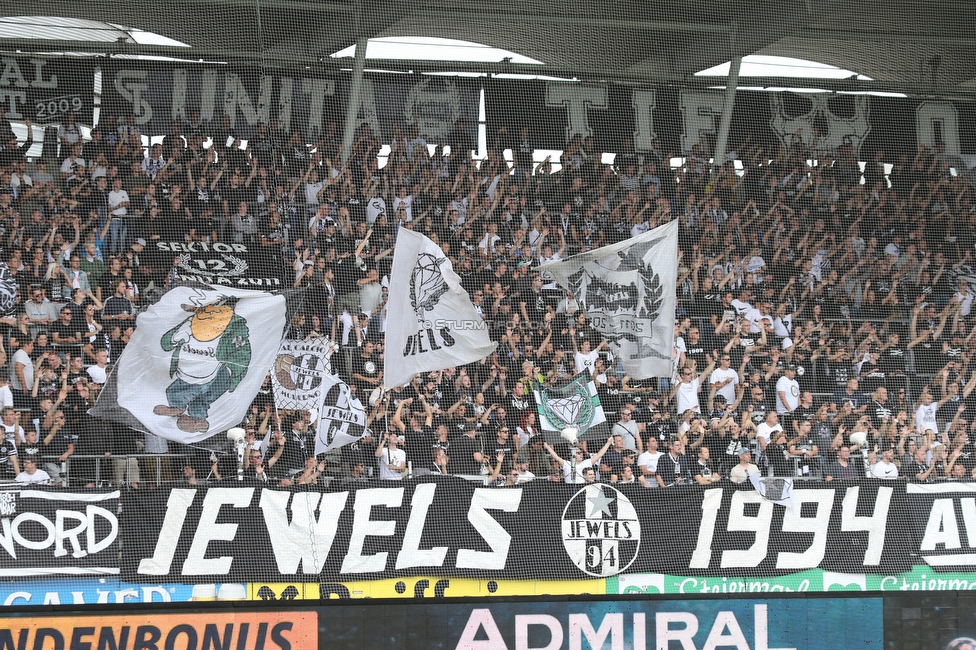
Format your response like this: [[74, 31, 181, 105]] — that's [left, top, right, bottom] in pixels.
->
[[0, 579, 247, 606], [318, 597, 883, 649]]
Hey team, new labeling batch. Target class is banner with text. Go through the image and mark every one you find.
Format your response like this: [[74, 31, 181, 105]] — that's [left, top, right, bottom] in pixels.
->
[[99, 63, 480, 145], [155, 240, 286, 288], [0, 56, 95, 126], [117, 479, 913, 583], [486, 79, 976, 159], [0, 490, 119, 578]]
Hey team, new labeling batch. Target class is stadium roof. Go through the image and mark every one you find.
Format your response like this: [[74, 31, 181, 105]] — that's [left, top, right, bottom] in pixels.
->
[[2, 0, 975, 98]]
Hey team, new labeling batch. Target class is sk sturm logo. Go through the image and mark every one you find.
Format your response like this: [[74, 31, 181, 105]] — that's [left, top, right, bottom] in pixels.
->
[[561, 484, 640, 577], [540, 375, 597, 430], [409, 253, 449, 319], [274, 353, 325, 391]]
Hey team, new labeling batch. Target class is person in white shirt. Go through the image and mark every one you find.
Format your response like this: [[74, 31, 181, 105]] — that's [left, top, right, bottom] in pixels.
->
[[672, 357, 716, 415], [755, 411, 784, 457], [637, 437, 663, 488], [729, 448, 759, 484], [954, 279, 973, 319], [870, 448, 899, 479], [375, 432, 406, 480], [775, 365, 800, 415], [709, 354, 739, 404], [392, 186, 413, 222], [544, 436, 613, 484], [572, 336, 607, 376], [15, 454, 49, 485], [730, 287, 754, 316], [107, 178, 130, 255], [915, 391, 946, 435], [86, 349, 109, 385]]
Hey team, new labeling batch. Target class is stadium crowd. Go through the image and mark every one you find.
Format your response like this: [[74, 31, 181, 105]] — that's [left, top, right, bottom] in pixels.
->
[[0, 107, 974, 489]]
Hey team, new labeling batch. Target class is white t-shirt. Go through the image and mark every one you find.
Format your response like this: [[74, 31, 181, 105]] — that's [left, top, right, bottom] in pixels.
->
[[574, 349, 599, 375], [755, 422, 783, 447], [955, 291, 973, 318], [9, 349, 33, 392], [172, 324, 222, 385], [561, 458, 595, 484], [15, 469, 50, 485], [916, 402, 939, 434], [108, 188, 130, 216], [709, 367, 739, 404], [637, 451, 663, 484], [304, 181, 324, 206], [378, 447, 405, 480], [775, 376, 800, 414], [393, 195, 413, 222], [675, 379, 702, 414], [87, 365, 107, 385], [365, 197, 386, 225], [871, 460, 899, 479]]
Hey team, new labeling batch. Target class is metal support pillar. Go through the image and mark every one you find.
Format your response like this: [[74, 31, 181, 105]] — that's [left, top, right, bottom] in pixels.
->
[[712, 56, 742, 174], [341, 35, 368, 164]]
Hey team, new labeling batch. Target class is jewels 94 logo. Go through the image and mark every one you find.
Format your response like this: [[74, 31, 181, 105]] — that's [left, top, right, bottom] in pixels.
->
[[561, 484, 640, 577]]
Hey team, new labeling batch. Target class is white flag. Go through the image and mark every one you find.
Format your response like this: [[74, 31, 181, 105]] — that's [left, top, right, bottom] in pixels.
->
[[91, 286, 288, 443], [271, 337, 338, 413], [315, 374, 368, 455], [537, 220, 678, 379], [748, 473, 796, 511], [384, 228, 496, 388]]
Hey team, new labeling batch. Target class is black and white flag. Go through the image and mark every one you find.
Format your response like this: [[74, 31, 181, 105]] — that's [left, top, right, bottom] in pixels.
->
[[749, 473, 796, 511], [385, 229, 496, 388], [315, 374, 367, 454], [538, 220, 678, 379], [271, 337, 338, 413]]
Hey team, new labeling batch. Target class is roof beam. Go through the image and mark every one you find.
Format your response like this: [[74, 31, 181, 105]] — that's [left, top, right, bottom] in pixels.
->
[[413, 10, 733, 34], [800, 29, 976, 46]]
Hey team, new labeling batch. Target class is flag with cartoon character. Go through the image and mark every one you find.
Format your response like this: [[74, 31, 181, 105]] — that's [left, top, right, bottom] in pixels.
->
[[92, 286, 290, 443]]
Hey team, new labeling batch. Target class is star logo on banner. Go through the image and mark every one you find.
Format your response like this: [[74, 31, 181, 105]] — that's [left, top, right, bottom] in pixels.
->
[[587, 487, 615, 518]]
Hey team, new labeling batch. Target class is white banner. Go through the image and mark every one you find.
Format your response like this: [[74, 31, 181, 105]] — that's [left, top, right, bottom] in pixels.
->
[[315, 374, 367, 455], [98, 286, 287, 443], [271, 337, 338, 413], [384, 229, 497, 388], [537, 220, 678, 379]]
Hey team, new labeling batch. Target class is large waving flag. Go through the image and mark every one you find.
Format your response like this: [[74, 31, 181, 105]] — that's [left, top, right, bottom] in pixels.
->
[[384, 228, 496, 388], [92, 286, 292, 443], [537, 219, 678, 379], [535, 373, 611, 446]]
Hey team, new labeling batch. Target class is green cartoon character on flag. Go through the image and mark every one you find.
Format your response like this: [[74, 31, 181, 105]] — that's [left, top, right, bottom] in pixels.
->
[[152, 296, 251, 433]]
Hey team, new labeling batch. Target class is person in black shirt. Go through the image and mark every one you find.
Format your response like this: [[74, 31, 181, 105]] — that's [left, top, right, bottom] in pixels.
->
[[450, 423, 483, 475], [273, 414, 311, 477]]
